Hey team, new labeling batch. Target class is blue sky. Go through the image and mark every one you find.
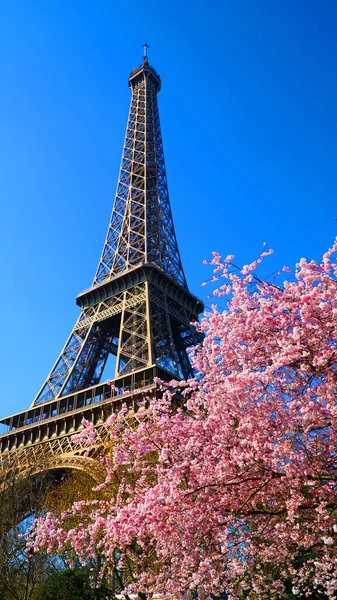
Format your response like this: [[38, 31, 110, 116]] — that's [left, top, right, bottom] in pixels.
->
[[0, 0, 336, 416]]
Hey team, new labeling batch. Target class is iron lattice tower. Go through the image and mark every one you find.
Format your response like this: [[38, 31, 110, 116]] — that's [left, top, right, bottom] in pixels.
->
[[0, 51, 203, 486], [31, 52, 203, 407]]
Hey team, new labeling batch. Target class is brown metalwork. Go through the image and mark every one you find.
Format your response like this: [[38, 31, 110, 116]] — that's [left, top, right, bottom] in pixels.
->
[[0, 54, 203, 482]]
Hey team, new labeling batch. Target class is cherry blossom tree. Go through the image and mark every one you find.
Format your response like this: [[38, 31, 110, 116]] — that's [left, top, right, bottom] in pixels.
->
[[30, 239, 337, 600]]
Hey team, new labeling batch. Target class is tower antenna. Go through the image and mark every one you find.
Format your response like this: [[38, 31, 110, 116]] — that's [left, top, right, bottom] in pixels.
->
[[142, 42, 149, 62]]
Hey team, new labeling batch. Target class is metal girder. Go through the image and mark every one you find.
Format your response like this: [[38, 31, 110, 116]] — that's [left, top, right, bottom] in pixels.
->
[[0, 420, 113, 488], [33, 275, 199, 405], [33, 285, 147, 405], [93, 62, 187, 289]]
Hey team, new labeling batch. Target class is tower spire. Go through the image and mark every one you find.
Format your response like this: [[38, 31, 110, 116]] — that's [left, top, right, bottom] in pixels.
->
[[93, 55, 185, 288], [142, 42, 149, 63]]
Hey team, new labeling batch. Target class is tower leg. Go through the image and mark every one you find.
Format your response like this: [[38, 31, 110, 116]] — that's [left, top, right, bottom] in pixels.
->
[[115, 283, 150, 377]]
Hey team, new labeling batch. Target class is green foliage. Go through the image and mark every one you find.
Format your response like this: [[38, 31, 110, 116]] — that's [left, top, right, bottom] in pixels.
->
[[35, 567, 114, 600]]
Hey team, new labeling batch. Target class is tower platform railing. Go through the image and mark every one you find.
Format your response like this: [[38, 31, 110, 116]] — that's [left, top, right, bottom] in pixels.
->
[[0, 365, 177, 451]]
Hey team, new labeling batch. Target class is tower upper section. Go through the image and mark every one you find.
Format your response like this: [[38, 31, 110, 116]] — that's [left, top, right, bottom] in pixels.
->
[[93, 56, 188, 290], [128, 57, 161, 92]]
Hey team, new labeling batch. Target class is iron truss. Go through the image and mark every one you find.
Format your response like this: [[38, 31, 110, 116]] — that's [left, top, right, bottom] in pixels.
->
[[31, 57, 203, 406], [93, 60, 187, 288]]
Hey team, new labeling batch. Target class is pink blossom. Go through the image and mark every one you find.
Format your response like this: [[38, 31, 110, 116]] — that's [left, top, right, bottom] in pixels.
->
[[30, 238, 337, 599]]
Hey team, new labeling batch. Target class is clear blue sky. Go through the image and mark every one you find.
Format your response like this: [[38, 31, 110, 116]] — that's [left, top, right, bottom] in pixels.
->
[[0, 0, 336, 416]]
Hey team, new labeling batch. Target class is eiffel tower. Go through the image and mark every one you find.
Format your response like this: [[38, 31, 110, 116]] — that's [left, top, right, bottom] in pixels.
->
[[0, 48, 203, 483]]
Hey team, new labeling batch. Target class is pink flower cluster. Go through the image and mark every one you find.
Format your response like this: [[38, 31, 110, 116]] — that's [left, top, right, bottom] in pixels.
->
[[31, 240, 337, 599]]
